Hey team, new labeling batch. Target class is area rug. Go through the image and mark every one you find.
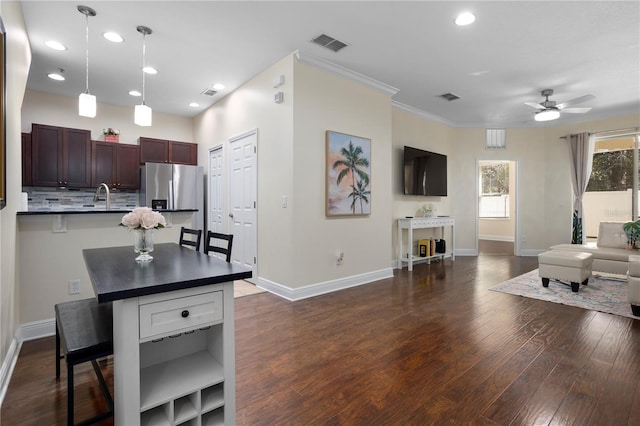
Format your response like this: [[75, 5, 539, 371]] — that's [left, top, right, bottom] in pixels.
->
[[489, 269, 637, 320]]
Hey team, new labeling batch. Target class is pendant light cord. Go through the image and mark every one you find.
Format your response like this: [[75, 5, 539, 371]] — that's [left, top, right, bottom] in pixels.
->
[[84, 12, 89, 94], [141, 32, 146, 105]]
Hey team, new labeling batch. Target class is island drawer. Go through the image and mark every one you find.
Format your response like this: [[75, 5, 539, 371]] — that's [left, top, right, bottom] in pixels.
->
[[139, 291, 223, 340]]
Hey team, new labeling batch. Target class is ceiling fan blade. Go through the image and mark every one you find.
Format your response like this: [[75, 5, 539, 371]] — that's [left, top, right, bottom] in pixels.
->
[[560, 107, 592, 114], [525, 102, 544, 109], [557, 94, 596, 109]]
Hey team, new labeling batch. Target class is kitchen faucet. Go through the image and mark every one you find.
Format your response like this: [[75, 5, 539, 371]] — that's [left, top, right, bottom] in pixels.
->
[[93, 183, 111, 210]]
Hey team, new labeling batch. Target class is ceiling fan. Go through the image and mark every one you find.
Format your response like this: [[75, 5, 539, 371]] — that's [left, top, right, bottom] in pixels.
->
[[525, 89, 595, 122]]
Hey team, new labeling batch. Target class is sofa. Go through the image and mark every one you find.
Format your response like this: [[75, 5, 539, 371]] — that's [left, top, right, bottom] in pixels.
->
[[550, 222, 633, 275]]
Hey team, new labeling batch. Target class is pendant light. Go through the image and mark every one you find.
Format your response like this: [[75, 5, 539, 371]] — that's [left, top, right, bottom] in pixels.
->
[[134, 26, 152, 126], [78, 5, 97, 118]]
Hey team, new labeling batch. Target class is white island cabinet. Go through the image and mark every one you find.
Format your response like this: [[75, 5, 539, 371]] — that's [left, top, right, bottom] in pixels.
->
[[83, 243, 252, 425]]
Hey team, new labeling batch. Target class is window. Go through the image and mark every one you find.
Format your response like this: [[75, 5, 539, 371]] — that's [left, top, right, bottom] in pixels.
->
[[479, 161, 509, 218]]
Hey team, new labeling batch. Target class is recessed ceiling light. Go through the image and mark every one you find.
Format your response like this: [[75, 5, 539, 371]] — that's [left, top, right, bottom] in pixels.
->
[[45, 40, 67, 51], [129, 90, 142, 97], [143, 66, 158, 75], [212, 83, 225, 91], [455, 12, 476, 26], [47, 71, 65, 81], [189, 102, 200, 108], [103, 32, 124, 43]]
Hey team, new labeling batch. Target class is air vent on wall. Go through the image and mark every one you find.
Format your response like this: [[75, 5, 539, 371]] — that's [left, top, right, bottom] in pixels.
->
[[311, 33, 348, 52], [201, 89, 218, 96], [439, 92, 460, 101]]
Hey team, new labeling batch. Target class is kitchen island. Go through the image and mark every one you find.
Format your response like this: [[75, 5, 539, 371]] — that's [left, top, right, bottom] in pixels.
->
[[83, 243, 252, 425]]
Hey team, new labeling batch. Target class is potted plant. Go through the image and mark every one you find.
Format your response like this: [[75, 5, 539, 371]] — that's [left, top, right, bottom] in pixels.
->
[[103, 128, 120, 143]]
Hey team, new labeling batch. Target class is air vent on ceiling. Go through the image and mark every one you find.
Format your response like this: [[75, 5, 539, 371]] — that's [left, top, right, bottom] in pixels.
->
[[311, 33, 348, 52], [201, 89, 218, 96], [439, 92, 460, 101]]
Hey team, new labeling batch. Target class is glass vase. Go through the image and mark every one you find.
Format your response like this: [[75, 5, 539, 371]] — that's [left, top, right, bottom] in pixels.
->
[[134, 229, 154, 262]]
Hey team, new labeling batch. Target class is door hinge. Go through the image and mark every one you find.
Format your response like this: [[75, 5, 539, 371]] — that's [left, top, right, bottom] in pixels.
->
[[254, 256, 257, 264], [253, 146, 256, 154], [254, 201, 256, 208]]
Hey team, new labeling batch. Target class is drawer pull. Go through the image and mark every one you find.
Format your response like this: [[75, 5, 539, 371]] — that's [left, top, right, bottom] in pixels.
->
[[181, 310, 190, 318]]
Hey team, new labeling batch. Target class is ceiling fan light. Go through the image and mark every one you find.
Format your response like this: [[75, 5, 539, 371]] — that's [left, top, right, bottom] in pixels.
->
[[135, 103, 152, 126], [79, 92, 96, 117], [535, 109, 560, 122]]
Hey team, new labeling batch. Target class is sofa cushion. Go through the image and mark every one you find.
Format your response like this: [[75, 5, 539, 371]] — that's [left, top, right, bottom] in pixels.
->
[[550, 243, 632, 262], [597, 222, 627, 249]]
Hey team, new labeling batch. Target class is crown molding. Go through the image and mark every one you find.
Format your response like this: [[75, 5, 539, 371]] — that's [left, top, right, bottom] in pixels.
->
[[294, 50, 399, 96], [391, 100, 456, 127]]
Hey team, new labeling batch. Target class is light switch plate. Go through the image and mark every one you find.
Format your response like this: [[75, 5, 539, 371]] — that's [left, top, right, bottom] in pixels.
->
[[53, 214, 67, 233]]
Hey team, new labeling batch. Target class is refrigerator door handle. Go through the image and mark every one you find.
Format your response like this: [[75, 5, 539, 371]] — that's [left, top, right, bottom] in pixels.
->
[[168, 180, 174, 209]]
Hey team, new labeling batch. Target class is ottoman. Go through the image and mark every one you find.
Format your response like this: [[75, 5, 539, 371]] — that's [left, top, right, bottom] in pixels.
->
[[538, 250, 593, 292], [627, 255, 640, 316]]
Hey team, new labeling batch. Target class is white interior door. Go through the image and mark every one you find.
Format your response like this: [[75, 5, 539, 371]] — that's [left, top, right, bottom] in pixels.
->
[[208, 146, 223, 234], [229, 130, 257, 281]]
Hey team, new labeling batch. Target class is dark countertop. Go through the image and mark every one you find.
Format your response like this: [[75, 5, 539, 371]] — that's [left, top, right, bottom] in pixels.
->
[[83, 243, 252, 303], [18, 209, 197, 216]]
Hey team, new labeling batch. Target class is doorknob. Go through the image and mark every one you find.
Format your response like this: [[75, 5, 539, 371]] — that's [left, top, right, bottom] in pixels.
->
[[229, 213, 234, 218]]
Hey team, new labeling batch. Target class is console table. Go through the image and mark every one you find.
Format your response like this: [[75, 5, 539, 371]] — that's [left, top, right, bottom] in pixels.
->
[[83, 243, 252, 425], [397, 217, 455, 271]]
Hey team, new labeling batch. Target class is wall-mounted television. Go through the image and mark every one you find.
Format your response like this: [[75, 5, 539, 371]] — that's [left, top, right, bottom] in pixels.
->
[[403, 146, 447, 196]]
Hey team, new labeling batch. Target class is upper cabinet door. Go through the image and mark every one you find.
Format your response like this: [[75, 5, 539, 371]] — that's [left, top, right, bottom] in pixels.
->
[[92, 141, 117, 187], [116, 144, 140, 189], [22, 133, 32, 187], [63, 128, 92, 188], [139, 137, 169, 164], [31, 124, 63, 187], [168, 140, 197, 165]]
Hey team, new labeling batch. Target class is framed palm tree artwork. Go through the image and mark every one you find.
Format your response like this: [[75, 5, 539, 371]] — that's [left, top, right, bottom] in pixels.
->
[[326, 130, 371, 217]]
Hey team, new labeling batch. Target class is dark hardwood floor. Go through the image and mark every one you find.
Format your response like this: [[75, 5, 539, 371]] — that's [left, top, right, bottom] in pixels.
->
[[3, 254, 640, 425]]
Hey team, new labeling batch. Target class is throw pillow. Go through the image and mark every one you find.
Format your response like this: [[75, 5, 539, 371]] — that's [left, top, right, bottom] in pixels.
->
[[597, 222, 627, 249]]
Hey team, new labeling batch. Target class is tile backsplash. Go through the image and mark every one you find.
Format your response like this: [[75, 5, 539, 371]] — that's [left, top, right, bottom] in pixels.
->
[[24, 187, 139, 211]]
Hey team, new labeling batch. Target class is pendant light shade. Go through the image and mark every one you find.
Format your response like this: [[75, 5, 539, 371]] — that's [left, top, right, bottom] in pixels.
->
[[135, 104, 152, 126], [78, 5, 97, 118], [534, 109, 560, 122], [79, 93, 96, 117], [135, 26, 153, 126]]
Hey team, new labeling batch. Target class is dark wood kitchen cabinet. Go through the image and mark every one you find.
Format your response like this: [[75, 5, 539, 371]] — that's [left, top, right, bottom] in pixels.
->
[[31, 124, 91, 188], [139, 137, 197, 165], [22, 133, 32, 186], [92, 141, 140, 189]]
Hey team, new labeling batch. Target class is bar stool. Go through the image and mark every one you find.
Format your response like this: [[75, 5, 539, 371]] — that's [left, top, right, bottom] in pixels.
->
[[55, 298, 113, 425]]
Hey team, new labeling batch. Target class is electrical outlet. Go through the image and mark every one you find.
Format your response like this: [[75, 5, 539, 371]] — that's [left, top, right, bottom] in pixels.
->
[[336, 251, 344, 265], [69, 279, 80, 295], [521, 234, 527, 243]]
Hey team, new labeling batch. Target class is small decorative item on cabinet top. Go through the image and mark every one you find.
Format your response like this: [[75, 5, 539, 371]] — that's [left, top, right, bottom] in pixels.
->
[[103, 127, 120, 143], [120, 207, 166, 262]]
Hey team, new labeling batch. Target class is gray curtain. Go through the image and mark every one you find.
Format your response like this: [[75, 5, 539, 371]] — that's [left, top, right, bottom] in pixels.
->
[[568, 132, 595, 244]]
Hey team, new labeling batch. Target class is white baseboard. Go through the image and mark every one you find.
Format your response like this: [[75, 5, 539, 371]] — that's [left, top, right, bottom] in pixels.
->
[[0, 337, 22, 407], [19, 318, 56, 342], [479, 235, 515, 242], [519, 249, 545, 257], [258, 268, 394, 301], [455, 248, 478, 256]]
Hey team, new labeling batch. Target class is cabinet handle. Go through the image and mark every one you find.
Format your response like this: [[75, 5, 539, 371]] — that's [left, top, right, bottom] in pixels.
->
[[181, 310, 190, 318]]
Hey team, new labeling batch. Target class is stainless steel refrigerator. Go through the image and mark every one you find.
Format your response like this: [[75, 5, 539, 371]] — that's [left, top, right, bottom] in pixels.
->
[[140, 162, 204, 231]]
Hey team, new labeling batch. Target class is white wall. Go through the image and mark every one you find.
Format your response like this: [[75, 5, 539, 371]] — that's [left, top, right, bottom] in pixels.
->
[[0, 0, 31, 380], [22, 90, 194, 144]]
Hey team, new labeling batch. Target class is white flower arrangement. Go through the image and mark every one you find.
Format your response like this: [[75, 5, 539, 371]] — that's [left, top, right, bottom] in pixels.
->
[[103, 128, 120, 135], [421, 203, 435, 217], [120, 207, 166, 230]]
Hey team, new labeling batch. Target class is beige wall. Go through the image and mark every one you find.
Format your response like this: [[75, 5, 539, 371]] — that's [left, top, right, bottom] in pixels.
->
[[0, 0, 31, 370], [17, 213, 193, 323], [291, 58, 393, 287], [22, 90, 194, 145], [193, 54, 295, 285]]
